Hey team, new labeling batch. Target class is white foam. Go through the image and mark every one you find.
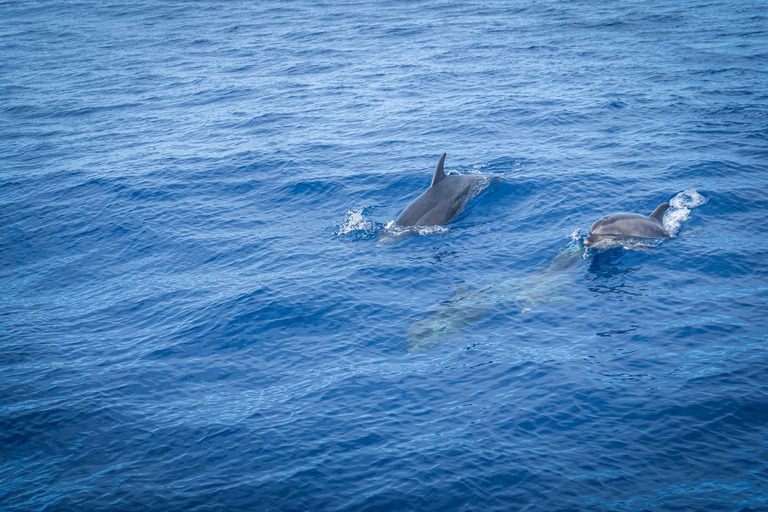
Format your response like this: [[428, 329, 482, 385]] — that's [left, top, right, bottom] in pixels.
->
[[586, 236, 665, 252], [569, 228, 583, 242], [383, 220, 449, 235], [377, 221, 450, 245], [664, 189, 706, 236]]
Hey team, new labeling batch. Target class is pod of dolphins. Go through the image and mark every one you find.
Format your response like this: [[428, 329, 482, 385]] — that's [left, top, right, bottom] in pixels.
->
[[396, 153, 672, 246], [393, 153, 678, 353]]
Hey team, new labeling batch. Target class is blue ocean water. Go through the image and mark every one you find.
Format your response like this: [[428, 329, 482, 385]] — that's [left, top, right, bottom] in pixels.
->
[[2, 0, 767, 510]]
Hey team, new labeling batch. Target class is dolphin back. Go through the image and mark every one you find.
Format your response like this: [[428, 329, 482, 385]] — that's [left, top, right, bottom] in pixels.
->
[[396, 175, 481, 226], [395, 153, 483, 227], [587, 202, 672, 244]]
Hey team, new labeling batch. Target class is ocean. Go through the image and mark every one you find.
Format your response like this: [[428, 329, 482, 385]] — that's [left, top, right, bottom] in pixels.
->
[[2, 1, 767, 510]]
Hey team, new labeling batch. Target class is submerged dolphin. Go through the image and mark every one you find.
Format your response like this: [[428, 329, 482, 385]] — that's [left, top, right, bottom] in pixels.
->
[[396, 153, 483, 226], [584, 202, 671, 247], [406, 240, 586, 352]]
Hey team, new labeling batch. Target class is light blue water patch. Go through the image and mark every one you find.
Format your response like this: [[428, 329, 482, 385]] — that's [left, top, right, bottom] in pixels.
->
[[1, 1, 767, 510]]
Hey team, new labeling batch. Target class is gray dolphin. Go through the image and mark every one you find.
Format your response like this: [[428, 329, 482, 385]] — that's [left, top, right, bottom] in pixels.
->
[[584, 202, 671, 247], [395, 153, 483, 226]]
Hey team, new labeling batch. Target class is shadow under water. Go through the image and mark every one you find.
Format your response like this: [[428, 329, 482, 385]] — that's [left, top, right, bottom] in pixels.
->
[[406, 240, 587, 353]]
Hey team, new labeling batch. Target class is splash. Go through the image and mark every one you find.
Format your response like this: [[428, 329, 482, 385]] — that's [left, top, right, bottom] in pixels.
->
[[336, 206, 377, 238], [665, 189, 706, 236]]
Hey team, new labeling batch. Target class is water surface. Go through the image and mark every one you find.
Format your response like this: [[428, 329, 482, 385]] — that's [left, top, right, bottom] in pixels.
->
[[2, 1, 767, 510]]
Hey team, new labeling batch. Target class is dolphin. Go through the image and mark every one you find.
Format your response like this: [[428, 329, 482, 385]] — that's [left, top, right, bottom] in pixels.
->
[[395, 153, 483, 226], [406, 240, 586, 353], [584, 202, 671, 247]]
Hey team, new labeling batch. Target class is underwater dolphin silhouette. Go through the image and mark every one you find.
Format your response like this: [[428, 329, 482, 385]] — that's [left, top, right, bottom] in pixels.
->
[[584, 202, 671, 247], [395, 153, 483, 226]]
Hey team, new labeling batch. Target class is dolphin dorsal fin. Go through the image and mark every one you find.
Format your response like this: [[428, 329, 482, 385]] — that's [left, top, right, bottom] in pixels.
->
[[430, 153, 447, 187], [650, 202, 670, 223]]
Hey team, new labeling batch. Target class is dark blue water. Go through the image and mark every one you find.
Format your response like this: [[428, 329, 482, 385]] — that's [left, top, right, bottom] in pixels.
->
[[2, 1, 767, 510]]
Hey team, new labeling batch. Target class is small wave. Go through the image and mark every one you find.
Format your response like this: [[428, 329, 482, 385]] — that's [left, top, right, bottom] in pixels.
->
[[665, 189, 706, 236]]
